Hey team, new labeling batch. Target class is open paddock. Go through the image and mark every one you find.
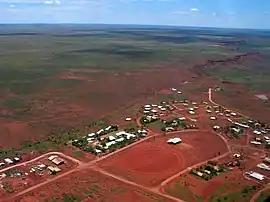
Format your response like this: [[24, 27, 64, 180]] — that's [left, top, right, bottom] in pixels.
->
[[98, 131, 228, 187], [13, 169, 175, 202]]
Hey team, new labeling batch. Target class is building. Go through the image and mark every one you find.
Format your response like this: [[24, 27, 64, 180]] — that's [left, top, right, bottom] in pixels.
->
[[234, 122, 249, 128], [108, 136, 116, 141], [254, 130, 262, 135], [189, 111, 195, 115], [204, 170, 211, 175], [210, 116, 217, 120], [52, 157, 65, 166], [4, 158, 13, 164], [48, 166, 61, 174], [246, 171, 264, 181], [250, 141, 262, 145], [14, 157, 20, 162], [167, 137, 182, 144], [257, 163, 270, 171], [165, 127, 175, 132], [233, 153, 241, 158], [263, 157, 270, 164], [48, 155, 58, 161], [179, 117, 186, 121], [196, 171, 204, 177]]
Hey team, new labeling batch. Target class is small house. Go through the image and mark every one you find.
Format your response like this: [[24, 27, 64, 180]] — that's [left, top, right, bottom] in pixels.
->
[[48, 166, 61, 174], [48, 155, 58, 161], [4, 158, 13, 164]]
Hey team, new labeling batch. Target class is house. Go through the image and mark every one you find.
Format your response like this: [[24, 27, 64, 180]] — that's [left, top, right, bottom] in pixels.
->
[[88, 133, 96, 137], [144, 104, 151, 108], [250, 141, 262, 145], [96, 129, 104, 135], [231, 112, 237, 116], [52, 157, 65, 166], [263, 157, 270, 164], [206, 110, 212, 113], [233, 153, 241, 158], [143, 110, 150, 114], [231, 127, 241, 134], [213, 166, 219, 171], [257, 163, 270, 171], [167, 137, 181, 144], [151, 109, 157, 113], [189, 108, 194, 111], [254, 130, 262, 135], [165, 127, 175, 132], [108, 136, 116, 141], [255, 138, 262, 142], [48, 155, 58, 161], [48, 166, 61, 174], [171, 88, 177, 91], [213, 125, 221, 130], [95, 149, 102, 154], [116, 137, 125, 142], [204, 170, 211, 175], [189, 111, 195, 115], [144, 107, 151, 111], [160, 108, 167, 111], [125, 117, 132, 121], [246, 171, 264, 181], [196, 171, 204, 177], [105, 126, 112, 131], [179, 117, 186, 121], [177, 91, 182, 94], [14, 157, 20, 162], [0, 163, 5, 167], [4, 158, 13, 164], [234, 122, 249, 128], [210, 116, 217, 120]]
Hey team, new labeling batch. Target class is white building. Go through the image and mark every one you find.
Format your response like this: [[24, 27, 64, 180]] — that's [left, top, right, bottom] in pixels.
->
[[254, 130, 262, 135], [234, 122, 249, 128], [108, 136, 116, 141], [167, 137, 182, 144], [246, 171, 265, 181], [125, 117, 132, 121], [257, 163, 270, 171], [250, 141, 262, 145], [189, 111, 195, 115], [210, 116, 217, 120], [4, 158, 13, 164]]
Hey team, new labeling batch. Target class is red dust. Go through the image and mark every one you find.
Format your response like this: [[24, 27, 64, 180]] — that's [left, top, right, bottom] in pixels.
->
[[98, 131, 228, 187]]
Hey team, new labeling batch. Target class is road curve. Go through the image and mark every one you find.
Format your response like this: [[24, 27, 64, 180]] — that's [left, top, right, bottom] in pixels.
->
[[250, 184, 270, 202]]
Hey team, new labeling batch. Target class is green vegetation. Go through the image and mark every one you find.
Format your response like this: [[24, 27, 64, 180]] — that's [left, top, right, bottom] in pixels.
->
[[62, 193, 80, 202]]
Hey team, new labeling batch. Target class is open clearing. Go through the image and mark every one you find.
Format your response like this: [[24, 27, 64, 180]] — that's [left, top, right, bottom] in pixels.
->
[[13, 169, 174, 202], [98, 131, 228, 187]]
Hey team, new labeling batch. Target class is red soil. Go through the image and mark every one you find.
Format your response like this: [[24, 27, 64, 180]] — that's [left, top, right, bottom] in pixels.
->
[[13, 169, 174, 202], [0, 67, 194, 149], [98, 131, 228, 187]]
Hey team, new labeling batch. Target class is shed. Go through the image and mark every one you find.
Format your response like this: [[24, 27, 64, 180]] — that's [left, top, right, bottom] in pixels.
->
[[4, 158, 13, 164], [48, 155, 58, 161], [167, 137, 181, 144], [48, 166, 61, 174], [52, 157, 65, 166]]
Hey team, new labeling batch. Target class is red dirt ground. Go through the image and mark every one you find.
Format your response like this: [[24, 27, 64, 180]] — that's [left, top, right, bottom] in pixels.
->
[[0, 67, 195, 149], [98, 131, 228, 187], [13, 169, 174, 202]]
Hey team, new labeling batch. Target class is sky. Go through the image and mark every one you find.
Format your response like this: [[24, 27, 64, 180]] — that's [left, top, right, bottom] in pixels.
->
[[0, 0, 270, 29]]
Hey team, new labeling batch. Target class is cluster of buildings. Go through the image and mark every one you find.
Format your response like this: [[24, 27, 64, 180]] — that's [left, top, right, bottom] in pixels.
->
[[72, 125, 148, 155], [0, 157, 20, 168]]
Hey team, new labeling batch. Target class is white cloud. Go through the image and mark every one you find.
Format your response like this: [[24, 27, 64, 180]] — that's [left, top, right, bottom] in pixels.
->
[[212, 12, 216, 17], [9, 4, 15, 7], [190, 8, 198, 12], [44, 0, 53, 4]]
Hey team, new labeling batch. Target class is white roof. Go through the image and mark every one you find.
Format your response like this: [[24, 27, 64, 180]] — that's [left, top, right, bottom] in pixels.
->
[[231, 112, 237, 116], [250, 141, 262, 145], [108, 136, 116, 141], [143, 110, 150, 114], [116, 137, 125, 142], [167, 137, 182, 144], [257, 163, 270, 171], [160, 108, 166, 111], [96, 129, 104, 134], [179, 117, 186, 121], [189, 111, 195, 114], [48, 155, 58, 161], [152, 104, 158, 107], [4, 158, 13, 164], [144, 104, 151, 108], [177, 91, 182, 94], [144, 107, 151, 110], [254, 130, 262, 135], [189, 108, 194, 111], [125, 117, 132, 121], [234, 122, 249, 128], [88, 133, 96, 137], [105, 126, 112, 131], [106, 141, 116, 147], [210, 116, 216, 120], [171, 88, 177, 91], [247, 171, 264, 181], [151, 109, 157, 113], [95, 149, 102, 153]]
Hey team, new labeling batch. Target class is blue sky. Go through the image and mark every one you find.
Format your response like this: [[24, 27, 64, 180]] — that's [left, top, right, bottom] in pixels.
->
[[0, 0, 270, 29]]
